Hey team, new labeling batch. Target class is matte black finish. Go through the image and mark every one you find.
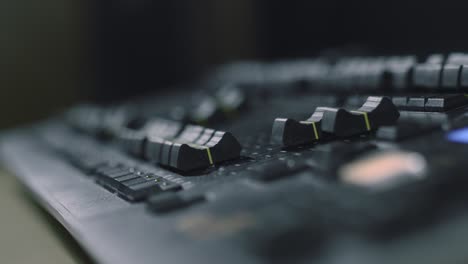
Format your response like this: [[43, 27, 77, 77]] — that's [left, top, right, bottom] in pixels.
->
[[320, 96, 399, 137], [271, 117, 322, 147], [7, 53, 468, 264]]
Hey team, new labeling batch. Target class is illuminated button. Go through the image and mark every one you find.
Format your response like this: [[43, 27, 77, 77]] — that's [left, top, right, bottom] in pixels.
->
[[447, 127, 468, 144], [339, 151, 427, 189]]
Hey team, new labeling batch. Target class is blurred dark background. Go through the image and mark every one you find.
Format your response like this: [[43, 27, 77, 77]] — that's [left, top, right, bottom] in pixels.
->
[[2, 0, 468, 129]]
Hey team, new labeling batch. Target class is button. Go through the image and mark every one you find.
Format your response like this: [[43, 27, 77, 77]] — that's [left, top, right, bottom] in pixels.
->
[[205, 131, 242, 163], [120, 176, 147, 187], [99, 172, 139, 190], [425, 94, 468, 112], [271, 113, 322, 147], [139, 118, 185, 161], [392, 95, 467, 112], [406, 96, 427, 111], [339, 150, 427, 190], [376, 121, 440, 141], [169, 143, 212, 171], [392, 97, 409, 111], [319, 107, 363, 137], [412, 64, 442, 90], [98, 168, 182, 201], [320, 96, 399, 137], [352, 96, 400, 127], [144, 126, 242, 172], [114, 173, 139, 182], [441, 64, 461, 90], [147, 192, 205, 214], [447, 127, 468, 144]]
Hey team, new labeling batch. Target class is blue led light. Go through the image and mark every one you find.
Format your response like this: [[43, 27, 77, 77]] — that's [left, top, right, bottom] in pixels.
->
[[447, 127, 468, 144]]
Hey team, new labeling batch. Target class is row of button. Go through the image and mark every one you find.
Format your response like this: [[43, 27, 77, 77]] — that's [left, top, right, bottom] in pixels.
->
[[410, 63, 468, 91], [94, 164, 181, 201], [392, 94, 468, 112], [271, 96, 400, 147], [67, 104, 244, 173], [211, 53, 468, 93], [61, 148, 182, 202], [115, 120, 242, 172], [144, 126, 242, 172]]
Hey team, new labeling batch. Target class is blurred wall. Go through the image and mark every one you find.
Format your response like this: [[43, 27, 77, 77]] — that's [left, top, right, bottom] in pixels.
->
[[0, 0, 82, 129], [4, 0, 468, 129], [91, 1, 258, 102]]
